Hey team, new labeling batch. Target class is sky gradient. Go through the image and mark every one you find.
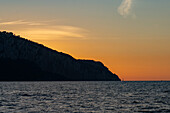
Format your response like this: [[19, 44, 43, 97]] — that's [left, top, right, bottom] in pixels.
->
[[0, 0, 170, 81]]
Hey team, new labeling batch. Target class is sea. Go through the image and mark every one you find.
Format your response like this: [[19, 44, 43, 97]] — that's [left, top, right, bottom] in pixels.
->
[[0, 81, 170, 113]]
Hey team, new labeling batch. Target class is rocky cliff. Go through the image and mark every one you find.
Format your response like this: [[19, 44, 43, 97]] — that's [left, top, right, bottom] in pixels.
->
[[0, 31, 121, 81]]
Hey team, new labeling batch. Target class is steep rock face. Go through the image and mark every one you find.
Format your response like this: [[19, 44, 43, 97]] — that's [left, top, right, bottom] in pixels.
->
[[0, 31, 121, 81]]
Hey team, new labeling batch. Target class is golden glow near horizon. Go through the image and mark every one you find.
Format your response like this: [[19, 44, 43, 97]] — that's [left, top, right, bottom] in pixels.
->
[[0, 0, 170, 80]]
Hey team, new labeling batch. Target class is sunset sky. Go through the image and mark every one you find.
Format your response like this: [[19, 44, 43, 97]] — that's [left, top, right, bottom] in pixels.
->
[[0, 0, 170, 81]]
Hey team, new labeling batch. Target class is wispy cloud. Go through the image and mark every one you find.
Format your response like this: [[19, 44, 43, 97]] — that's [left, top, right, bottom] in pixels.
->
[[18, 25, 87, 40], [118, 0, 133, 17], [0, 19, 87, 40], [0, 20, 46, 26]]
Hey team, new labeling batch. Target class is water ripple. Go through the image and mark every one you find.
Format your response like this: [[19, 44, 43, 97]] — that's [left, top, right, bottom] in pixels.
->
[[0, 81, 170, 112]]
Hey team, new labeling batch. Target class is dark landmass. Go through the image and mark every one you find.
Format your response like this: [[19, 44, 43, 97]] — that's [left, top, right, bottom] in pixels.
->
[[0, 31, 121, 81]]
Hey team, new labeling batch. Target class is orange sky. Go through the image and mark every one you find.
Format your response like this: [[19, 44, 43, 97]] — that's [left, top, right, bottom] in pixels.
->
[[37, 38, 170, 81], [0, 0, 170, 80]]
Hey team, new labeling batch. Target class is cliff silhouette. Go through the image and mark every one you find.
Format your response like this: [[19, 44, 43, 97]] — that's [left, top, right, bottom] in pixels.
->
[[0, 31, 121, 81]]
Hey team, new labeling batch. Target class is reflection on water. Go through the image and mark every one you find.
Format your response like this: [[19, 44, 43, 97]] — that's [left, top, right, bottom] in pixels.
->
[[0, 81, 170, 112]]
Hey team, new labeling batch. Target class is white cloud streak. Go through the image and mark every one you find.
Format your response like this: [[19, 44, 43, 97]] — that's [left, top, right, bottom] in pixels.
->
[[0, 20, 46, 26], [0, 19, 87, 40], [17, 26, 87, 40], [118, 0, 133, 17]]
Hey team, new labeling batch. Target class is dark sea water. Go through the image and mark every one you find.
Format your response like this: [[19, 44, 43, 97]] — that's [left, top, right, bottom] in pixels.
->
[[0, 81, 170, 113]]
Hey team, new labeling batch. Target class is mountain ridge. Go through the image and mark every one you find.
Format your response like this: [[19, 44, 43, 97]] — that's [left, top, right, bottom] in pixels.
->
[[0, 31, 121, 81]]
